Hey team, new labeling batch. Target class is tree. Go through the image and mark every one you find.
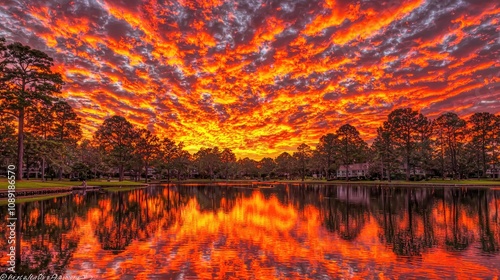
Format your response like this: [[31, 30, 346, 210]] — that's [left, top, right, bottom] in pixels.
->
[[469, 112, 496, 177], [77, 139, 106, 179], [414, 117, 433, 178], [433, 113, 467, 179], [0, 114, 16, 167], [194, 147, 221, 180], [172, 144, 192, 180], [49, 100, 82, 179], [385, 108, 428, 181], [135, 129, 160, 183], [258, 157, 276, 180], [156, 137, 178, 181], [220, 148, 236, 179], [94, 116, 137, 181], [373, 126, 398, 181], [492, 115, 500, 178], [0, 42, 63, 180], [237, 157, 259, 179], [294, 143, 312, 181], [275, 152, 293, 179], [335, 124, 367, 181], [25, 103, 54, 180], [317, 133, 339, 179]]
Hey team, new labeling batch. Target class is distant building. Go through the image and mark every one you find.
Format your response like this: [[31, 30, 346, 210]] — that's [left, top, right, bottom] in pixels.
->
[[486, 165, 500, 179], [336, 163, 370, 179], [336, 162, 427, 179]]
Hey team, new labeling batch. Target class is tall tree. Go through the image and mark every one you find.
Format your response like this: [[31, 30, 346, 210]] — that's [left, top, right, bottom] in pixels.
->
[[0, 42, 63, 180], [373, 126, 398, 181], [433, 112, 467, 179], [220, 148, 236, 180], [237, 157, 259, 179], [317, 133, 339, 179], [50, 100, 82, 179], [414, 117, 433, 178], [492, 115, 500, 178], [194, 147, 221, 180], [78, 139, 106, 179], [135, 128, 160, 183], [25, 103, 53, 180], [0, 114, 16, 167], [275, 152, 293, 179], [157, 137, 178, 181], [335, 124, 367, 181], [172, 144, 192, 180], [385, 108, 428, 181], [94, 116, 137, 181], [294, 143, 312, 181], [258, 157, 276, 180], [469, 112, 496, 177]]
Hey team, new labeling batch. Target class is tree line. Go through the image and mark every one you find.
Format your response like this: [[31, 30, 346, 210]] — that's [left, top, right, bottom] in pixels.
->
[[1, 39, 499, 181]]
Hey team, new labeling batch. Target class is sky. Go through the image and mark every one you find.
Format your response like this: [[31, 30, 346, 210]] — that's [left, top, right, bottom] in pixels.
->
[[1, 0, 499, 159]]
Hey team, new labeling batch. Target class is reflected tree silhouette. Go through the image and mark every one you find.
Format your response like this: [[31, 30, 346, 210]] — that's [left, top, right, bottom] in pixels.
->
[[478, 190, 499, 253], [1, 184, 499, 276]]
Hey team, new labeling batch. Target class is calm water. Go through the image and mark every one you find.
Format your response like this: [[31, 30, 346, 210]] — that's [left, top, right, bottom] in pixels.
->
[[1, 184, 499, 279]]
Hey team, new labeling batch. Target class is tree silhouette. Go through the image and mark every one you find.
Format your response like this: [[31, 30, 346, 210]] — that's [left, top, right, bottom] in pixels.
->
[[94, 116, 137, 181], [335, 124, 367, 181], [0, 42, 63, 180]]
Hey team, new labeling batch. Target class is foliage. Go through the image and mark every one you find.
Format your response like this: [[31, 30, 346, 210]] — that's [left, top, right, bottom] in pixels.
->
[[0, 41, 64, 180]]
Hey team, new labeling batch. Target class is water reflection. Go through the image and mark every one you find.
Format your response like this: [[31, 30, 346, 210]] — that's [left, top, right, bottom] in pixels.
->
[[1, 185, 499, 278]]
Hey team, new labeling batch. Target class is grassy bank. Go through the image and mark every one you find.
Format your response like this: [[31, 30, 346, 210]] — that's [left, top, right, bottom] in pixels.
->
[[0, 179, 147, 190]]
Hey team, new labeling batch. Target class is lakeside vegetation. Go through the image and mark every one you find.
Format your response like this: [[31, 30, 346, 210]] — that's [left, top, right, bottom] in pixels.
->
[[1, 39, 500, 185]]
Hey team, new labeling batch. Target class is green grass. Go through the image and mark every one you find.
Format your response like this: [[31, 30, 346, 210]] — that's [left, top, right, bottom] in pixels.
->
[[0, 193, 70, 205], [0, 179, 147, 190]]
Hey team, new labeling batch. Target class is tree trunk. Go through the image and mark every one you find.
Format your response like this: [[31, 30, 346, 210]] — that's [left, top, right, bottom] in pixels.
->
[[119, 164, 124, 181], [145, 164, 148, 183], [16, 108, 24, 180], [41, 157, 46, 182], [345, 164, 349, 181], [387, 163, 391, 183], [406, 155, 410, 181]]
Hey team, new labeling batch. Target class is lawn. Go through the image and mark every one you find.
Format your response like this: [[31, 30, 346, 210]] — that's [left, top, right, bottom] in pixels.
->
[[0, 179, 147, 190]]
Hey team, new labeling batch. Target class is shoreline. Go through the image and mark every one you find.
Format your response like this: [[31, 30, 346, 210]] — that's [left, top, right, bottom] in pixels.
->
[[2, 179, 499, 198], [156, 179, 500, 188]]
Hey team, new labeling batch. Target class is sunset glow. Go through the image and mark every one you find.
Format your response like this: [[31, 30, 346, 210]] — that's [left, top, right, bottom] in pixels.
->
[[1, 0, 499, 158]]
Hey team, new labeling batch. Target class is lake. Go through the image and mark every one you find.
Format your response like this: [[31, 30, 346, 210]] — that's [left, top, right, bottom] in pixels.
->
[[1, 184, 499, 279]]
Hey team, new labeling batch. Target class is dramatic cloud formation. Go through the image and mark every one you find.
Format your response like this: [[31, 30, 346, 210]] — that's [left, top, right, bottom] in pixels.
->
[[1, 0, 499, 158]]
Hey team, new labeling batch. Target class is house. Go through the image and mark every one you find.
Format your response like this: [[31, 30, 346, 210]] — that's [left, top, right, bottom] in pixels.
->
[[337, 162, 428, 180], [337, 163, 370, 179], [486, 165, 500, 179]]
